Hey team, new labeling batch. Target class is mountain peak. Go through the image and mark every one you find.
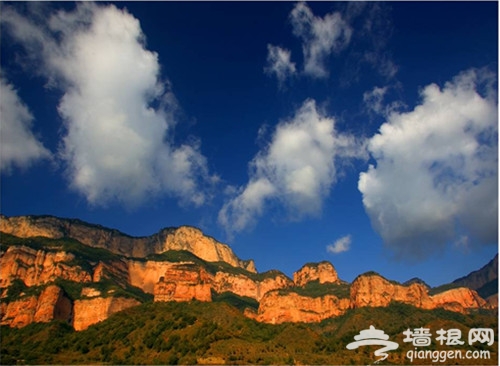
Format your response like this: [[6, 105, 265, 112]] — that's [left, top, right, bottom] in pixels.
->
[[293, 261, 340, 286], [0, 214, 255, 273]]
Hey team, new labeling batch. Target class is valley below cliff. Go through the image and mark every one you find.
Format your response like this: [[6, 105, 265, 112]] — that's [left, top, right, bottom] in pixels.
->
[[0, 214, 498, 365]]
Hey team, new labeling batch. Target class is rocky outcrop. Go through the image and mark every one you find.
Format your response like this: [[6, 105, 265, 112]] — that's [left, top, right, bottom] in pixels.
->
[[293, 262, 340, 286], [350, 273, 434, 309], [0, 214, 496, 329], [350, 273, 489, 314], [256, 291, 350, 324], [93, 259, 129, 287], [256, 273, 492, 324], [0, 246, 92, 288], [213, 271, 292, 301], [1, 285, 72, 328], [73, 296, 141, 331], [161, 226, 256, 272], [154, 264, 212, 302], [431, 287, 487, 313], [0, 215, 255, 272], [129, 259, 291, 302], [128, 260, 178, 294]]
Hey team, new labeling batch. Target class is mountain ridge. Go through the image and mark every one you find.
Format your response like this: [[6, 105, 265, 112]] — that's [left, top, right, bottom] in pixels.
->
[[0, 214, 497, 331], [0, 214, 256, 272]]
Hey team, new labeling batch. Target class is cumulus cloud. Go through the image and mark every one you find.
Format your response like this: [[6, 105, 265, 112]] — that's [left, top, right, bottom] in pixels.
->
[[358, 69, 498, 260], [290, 2, 352, 78], [2, 3, 214, 207], [264, 44, 297, 87], [0, 76, 51, 173], [219, 99, 365, 236], [327, 234, 351, 254]]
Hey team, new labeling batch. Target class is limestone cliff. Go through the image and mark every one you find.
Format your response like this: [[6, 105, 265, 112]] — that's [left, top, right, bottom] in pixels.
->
[[213, 271, 292, 301], [0, 215, 255, 272], [1, 285, 72, 328], [350, 273, 488, 314], [431, 287, 487, 313], [256, 291, 350, 324], [154, 264, 212, 302], [293, 261, 340, 286], [350, 273, 434, 309], [255, 272, 493, 324], [0, 246, 92, 288], [0, 215, 496, 329], [73, 296, 141, 331]]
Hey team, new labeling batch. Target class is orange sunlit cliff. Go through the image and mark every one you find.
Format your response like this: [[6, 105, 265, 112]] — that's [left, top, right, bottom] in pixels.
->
[[1, 215, 497, 330]]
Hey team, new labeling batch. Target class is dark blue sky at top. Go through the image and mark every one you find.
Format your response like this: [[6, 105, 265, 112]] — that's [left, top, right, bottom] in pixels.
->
[[0, 1, 498, 286]]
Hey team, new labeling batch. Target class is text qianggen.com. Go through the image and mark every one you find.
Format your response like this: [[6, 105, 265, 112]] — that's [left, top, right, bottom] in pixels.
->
[[406, 349, 491, 363]]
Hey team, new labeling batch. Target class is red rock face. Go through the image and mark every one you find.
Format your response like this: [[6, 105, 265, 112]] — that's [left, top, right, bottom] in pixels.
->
[[1, 285, 72, 328], [73, 297, 141, 331], [212, 272, 292, 301], [350, 274, 434, 309], [0, 215, 495, 329], [0, 246, 92, 287], [256, 291, 350, 324], [431, 287, 487, 312], [154, 264, 212, 302], [293, 262, 340, 286]]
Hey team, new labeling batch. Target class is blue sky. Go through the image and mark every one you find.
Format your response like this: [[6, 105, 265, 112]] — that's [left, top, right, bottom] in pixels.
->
[[0, 1, 498, 287]]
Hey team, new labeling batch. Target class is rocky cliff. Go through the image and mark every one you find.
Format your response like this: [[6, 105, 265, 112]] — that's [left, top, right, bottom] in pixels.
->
[[73, 296, 141, 331], [153, 264, 212, 302], [350, 272, 434, 309], [0, 231, 291, 329], [293, 261, 340, 286], [1, 285, 72, 328], [255, 291, 350, 324], [0, 215, 255, 272], [0, 246, 92, 287], [255, 271, 493, 324], [0, 214, 496, 330]]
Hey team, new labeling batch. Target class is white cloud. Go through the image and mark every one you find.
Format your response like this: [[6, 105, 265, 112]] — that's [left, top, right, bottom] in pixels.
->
[[2, 3, 215, 207], [363, 86, 388, 115], [219, 99, 365, 236], [0, 76, 51, 173], [358, 69, 498, 260], [327, 234, 351, 254], [264, 44, 297, 86], [290, 2, 352, 78], [363, 85, 405, 117]]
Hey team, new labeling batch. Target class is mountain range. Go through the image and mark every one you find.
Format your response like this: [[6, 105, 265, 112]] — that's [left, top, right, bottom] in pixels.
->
[[0, 214, 497, 332]]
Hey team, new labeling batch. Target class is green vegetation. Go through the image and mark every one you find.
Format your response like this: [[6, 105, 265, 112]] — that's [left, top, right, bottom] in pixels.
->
[[1, 301, 497, 365], [53, 279, 153, 303], [212, 291, 259, 312], [2, 279, 46, 302]]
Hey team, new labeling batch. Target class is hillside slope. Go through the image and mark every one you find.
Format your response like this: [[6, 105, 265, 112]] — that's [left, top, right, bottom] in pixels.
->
[[1, 301, 497, 365]]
